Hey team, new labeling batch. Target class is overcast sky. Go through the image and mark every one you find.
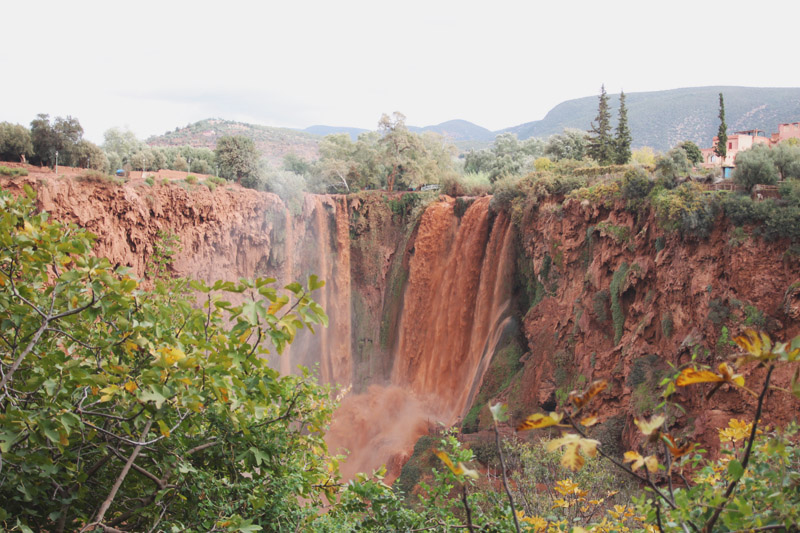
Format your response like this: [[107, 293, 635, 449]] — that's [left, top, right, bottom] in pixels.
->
[[3, 0, 799, 143]]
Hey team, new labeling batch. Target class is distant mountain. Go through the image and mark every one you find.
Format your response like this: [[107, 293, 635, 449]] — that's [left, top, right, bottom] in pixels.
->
[[303, 125, 369, 140], [148, 88, 800, 162], [502, 86, 800, 151], [147, 118, 322, 163], [409, 119, 495, 142]]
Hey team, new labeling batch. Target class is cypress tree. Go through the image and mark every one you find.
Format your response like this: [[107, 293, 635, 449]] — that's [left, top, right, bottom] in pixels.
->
[[614, 90, 632, 164], [714, 92, 728, 161], [588, 84, 614, 165]]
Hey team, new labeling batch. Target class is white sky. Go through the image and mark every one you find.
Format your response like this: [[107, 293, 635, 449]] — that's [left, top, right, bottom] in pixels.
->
[[2, 0, 799, 143]]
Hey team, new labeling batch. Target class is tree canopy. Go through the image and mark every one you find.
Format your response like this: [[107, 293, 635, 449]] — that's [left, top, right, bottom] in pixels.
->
[[587, 85, 615, 165], [215, 135, 262, 185]]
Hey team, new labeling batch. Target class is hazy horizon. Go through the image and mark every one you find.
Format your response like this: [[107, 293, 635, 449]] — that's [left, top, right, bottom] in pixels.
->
[[3, 0, 799, 143]]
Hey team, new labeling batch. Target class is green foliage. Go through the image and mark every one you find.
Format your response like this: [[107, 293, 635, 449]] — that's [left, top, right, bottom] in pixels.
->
[[145, 175, 155, 186], [772, 141, 800, 180], [733, 144, 779, 192], [0, 165, 28, 177], [641, 424, 800, 531], [0, 190, 333, 531], [0, 122, 34, 161], [651, 182, 718, 238], [655, 146, 691, 184], [714, 92, 728, 160], [440, 171, 491, 197], [184, 174, 197, 184], [614, 91, 632, 165], [75, 169, 125, 186], [544, 128, 589, 161], [679, 140, 703, 166], [592, 289, 610, 323], [29, 114, 84, 167], [595, 221, 631, 244], [587, 84, 615, 165], [621, 167, 653, 206], [707, 297, 730, 325], [720, 192, 800, 242], [215, 135, 262, 186], [610, 262, 629, 344]]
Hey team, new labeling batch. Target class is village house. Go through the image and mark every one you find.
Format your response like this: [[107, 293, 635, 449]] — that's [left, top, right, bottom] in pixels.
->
[[701, 122, 800, 176]]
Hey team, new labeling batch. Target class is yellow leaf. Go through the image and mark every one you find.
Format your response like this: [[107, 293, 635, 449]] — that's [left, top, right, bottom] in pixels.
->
[[59, 431, 69, 446], [623, 450, 645, 471], [516, 411, 564, 431], [434, 449, 458, 474], [734, 329, 775, 361], [433, 449, 478, 479], [546, 433, 599, 472], [644, 455, 660, 473], [676, 368, 724, 386], [123, 381, 138, 394], [580, 414, 599, 427], [634, 415, 665, 436], [157, 419, 170, 438], [569, 380, 608, 409]]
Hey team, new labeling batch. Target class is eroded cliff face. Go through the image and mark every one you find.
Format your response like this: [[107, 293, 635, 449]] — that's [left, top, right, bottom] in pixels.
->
[[483, 196, 800, 457], [5, 171, 800, 480]]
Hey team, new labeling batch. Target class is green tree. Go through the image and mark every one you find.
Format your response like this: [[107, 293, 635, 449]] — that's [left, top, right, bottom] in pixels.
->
[[0, 122, 34, 162], [30, 115, 85, 167], [655, 146, 691, 186], [733, 144, 778, 191], [71, 139, 109, 171], [172, 154, 189, 171], [613, 90, 632, 164], [215, 135, 261, 185], [283, 153, 312, 176], [587, 85, 614, 165], [545, 129, 588, 161], [679, 140, 703, 166], [377, 112, 455, 191], [771, 141, 800, 180], [0, 188, 334, 531], [714, 92, 728, 161]]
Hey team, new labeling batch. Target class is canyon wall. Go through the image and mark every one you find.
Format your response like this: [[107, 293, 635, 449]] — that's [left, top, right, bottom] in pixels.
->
[[4, 170, 800, 481]]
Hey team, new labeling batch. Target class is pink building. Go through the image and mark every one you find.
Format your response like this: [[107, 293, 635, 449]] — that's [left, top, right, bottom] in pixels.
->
[[701, 123, 800, 171]]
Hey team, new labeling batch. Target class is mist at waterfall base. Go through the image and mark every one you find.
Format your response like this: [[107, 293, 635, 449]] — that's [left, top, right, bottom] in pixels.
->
[[271, 195, 514, 482]]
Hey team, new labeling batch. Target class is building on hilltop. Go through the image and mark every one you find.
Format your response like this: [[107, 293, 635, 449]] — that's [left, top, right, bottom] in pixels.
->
[[701, 122, 800, 176]]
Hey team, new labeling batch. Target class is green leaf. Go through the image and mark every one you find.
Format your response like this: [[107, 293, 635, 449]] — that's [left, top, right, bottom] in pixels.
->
[[23, 183, 36, 200], [241, 301, 259, 326], [728, 459, 744, 480]]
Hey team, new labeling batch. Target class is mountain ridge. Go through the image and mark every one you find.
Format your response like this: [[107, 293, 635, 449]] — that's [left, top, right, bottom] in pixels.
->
[[147, 86, 800, 157]]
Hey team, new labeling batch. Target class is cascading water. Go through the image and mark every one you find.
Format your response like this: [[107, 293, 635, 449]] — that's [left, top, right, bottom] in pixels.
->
[[326, 196, 515, 480]]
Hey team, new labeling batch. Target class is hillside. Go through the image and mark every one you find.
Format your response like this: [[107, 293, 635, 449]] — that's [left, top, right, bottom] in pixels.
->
[[147, 118, 322, 164], [503, 86, 800, 151]]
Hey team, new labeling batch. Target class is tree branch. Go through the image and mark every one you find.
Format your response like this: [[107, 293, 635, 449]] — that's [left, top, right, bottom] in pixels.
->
[[89, 419, 153, 528]]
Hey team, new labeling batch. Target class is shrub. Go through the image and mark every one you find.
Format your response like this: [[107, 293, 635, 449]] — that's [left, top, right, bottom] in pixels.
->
[[75, 169, 124, 185], [0, 165, 28, 177], [185, 174, 197, 184], [610, 261, 629, 344], [441, 171, 491, 196], [651, 182, 718, 238], [733, 144, 778, 192], [145, 175, 155, 186], [621, 167, 653, 206], [489, 174, 523, 212]]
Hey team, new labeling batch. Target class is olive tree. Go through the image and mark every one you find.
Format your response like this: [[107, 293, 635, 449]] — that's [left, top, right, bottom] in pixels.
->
[[733, 144, 778, 192]]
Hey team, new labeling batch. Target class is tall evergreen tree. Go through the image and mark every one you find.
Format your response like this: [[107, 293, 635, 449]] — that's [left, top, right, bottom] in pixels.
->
[[587, 84, 614, 165], [614, 90, 632, 164], [714, 92, 728, 162]]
